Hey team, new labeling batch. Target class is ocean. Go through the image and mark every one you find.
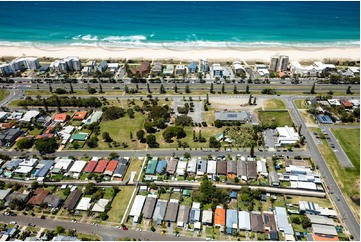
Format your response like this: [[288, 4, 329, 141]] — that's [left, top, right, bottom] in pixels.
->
[[0, 1, 359, 48]]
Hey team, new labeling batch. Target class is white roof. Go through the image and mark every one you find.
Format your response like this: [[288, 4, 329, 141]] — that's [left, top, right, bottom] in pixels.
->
[[54, 158, 73, 171], [19, 158, 37, 167], [176, 161, 187, 176], [68, 160, 86, 173], [20, 110, 40, 122], [290, 181, 317, 190], [312, 224, 337, 236], [176, 65, 185, 69], [91, 199, 109, 212], [108, 63, 119, 68], [207, 160, 217, 174], [274, 206, 294, 235], [0, 112, 7, 119], [255, 64, 267, 68], [319, 209, 337, 217], [350, 99, 360, 106], [258, 68, 269, 75], [76, 197, 92, 211], [194, 221, 202, 230], [257, 159, 268, 175], [192, 202, 201, 209], [202, 210, 213, 224], [59, 126, 75, 135], [187, 158, 197, 173], [212, 64, 222, 70], [14, 166, 33, 174], [328, 99, 341, 106], [276, 126, 300, 144], [91, 157, 100, 162], [232, 62, 244, 70], [129, 195, 146, 217], [348, 66, 360, 73], [238, 211, 251, 230], [307, 214, 335, 226]]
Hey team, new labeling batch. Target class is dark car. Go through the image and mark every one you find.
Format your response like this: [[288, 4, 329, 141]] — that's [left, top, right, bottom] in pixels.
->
[[28, 223, 36, 227]]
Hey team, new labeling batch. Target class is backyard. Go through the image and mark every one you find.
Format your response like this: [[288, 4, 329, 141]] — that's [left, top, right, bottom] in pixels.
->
[[107, 187, 134, 223]]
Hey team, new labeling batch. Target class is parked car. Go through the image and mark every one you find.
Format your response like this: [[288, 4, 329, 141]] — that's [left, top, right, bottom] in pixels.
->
[[9, 221, 17, 224]]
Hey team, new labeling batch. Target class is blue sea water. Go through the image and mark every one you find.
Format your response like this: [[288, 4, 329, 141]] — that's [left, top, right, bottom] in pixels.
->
[[0, 1, 359, 48]]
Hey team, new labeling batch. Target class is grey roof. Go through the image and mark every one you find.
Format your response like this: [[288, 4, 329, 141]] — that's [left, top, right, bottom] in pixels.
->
[[189, 208, 201, 223], [0, 189, 11, 200], [215, 111, 251, 122], [113, 158, 129, 177], [153, 200, 168, 224], [152, 62, 163, 72], [274, 207, 294, 235], [5, 191, 29, 206], [7, 159, 22, 170], [52, 235, 80, 241], [269, 171, 280, 185], [142, 196, 157, 219], [0, 128, 23, 144], [263, 212, 277, 231], [43, 195, 62, 207], [227, 160, 237, 174], [247, 161, 257, 179], [63, 190, 82, 210], [217, 160, 227, 175], [166, 158, 178, 174], [164, 201, 179, 222], [237, 160, 247, 178], [307, 214, 335, 226], [250, 211, 264, 232], [312, 224, 337, 236], [177, 205, 190, 225]]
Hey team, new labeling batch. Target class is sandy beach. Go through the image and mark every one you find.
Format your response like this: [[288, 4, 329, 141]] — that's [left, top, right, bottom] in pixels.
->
[[0, 45, 359, 62]]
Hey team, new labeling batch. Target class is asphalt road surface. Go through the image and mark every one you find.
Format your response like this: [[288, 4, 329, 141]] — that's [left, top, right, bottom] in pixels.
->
[[0, 214, 203, 241]]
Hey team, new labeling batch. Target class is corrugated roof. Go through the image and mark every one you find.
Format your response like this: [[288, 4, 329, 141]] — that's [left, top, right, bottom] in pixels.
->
[[28, 188, 50, 205], [142, 196, 157, 219], [214, 207, 226, 226], [217, 160, 227, 175], [238, 211, 251, 231], [63, 190, 82, 210], [227, 160, 237, 174], [145, 159, 158, 175], [84, 160, 97, 173], [250, 212, 264, 232], [153, 200, 168, 224], [263, 211, 277, 231], [226, 209, 238, 233], [94, 160, 108, 173], [274, 207, 294, 235], [164, 201, 179, 222], [104, 160, 118, 176], [166, 158, 178, 174], [247, 161, 257, 178], [156, 160, 167, 174], [177, 205, 190, 225]]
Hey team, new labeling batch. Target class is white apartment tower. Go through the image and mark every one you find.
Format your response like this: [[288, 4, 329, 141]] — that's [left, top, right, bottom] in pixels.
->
[[199, 59, 209, 72], [269, 54, 289, 72]]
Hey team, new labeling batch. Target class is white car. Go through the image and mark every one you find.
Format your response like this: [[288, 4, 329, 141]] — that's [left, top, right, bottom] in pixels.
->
[[9, 221, 17, 224]]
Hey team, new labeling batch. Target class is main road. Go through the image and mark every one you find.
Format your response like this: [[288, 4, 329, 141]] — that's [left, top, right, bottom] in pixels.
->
[[285, 96, 360, 240], [0, 214, 202, 241]]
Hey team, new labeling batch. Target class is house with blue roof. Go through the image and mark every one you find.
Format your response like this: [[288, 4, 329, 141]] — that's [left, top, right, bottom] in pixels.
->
[[32, 160, 55, 178], [230, 191, 237, 199], [6, 159, 22, 170], [156, 160, 167, 174], [188, 62, 198, 74], [226, 209, 238, 234], [317, 115, 333, 124]]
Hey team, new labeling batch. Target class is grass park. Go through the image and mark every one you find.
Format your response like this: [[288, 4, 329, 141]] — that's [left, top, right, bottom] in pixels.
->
[[294, 99, 308, 109], [263, 98, 286, 110], [257, 110, 293, 128], [107, 187, 135, 223], [332, 128, 360, 168], [0, 89, 9, 101]]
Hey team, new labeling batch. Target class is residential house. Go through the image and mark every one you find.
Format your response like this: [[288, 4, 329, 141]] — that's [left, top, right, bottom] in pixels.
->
[[164, 199, 179, 222], [312, 224, 338, 241], [72, 111, 87, 121], [68, 160, 86, 179], [129, 195, 146, 220], [82, 111, 102, 125], [214, 207, 226, 230], [199, 59, 209, 72], [189, 205, 201, 224], [43, 195, 62, 208], [96, 61, 108, 72], [94, 160, 108, 173], [339, 98, 353, 109], [0, 128, 23, 146], [145, 158, 158, 175], [247, 160, 257, 180], [212, 64, 223, 78], [269, 171, 280, 186], [237, 158, 247, 181], [175, 65, 186, 75], [113, 158, 129, 179], [19, 111, 40, 123], [176, 160, 187, 176], [202, 210, 213, 225], [188, 62, 197, 74], [187, 158, 197, 175], [104, 159, 118, 176], [28, 188, 50, 206], [276, 126, 300, 145], [163, 64, 174, 76], [232, 61, 246, 75], [227, 160, 237, 179], [83, 160, 97, 173], [63, 190, 82, 210], [217, 160, 227, 176], [91, 199, 109, 213], [0, 189, 11, 202], [274, 207, 294, 236], [226, 209, 238, 234], [207, 160, 217, 176], [156, 160, 167, 174], [257, 159, 268, 177], [166, 158, 178, 175], [131, 61, 150, 76], [250, 211, 264, 233], [33, 160, 55, 178], [76, 197, 92, 211], [238, 211, 251, 231], [153, 200, 168, 225], [142, 195, 157, 219], [5, 191, 30, 207], [177, 205, 190, 227], [196, 159, 207, 176], [152, 62, 163, 75], [263, 211, 277, 233]]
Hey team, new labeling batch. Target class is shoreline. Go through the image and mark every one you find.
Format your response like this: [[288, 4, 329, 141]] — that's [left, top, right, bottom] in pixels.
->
[[0, 45, 359, 62]]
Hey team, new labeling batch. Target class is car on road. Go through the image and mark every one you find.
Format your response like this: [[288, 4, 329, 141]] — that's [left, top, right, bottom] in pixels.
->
[[28, 223, 36, 227], [71, 219, 77, 223], [9, 221, 17, 224]]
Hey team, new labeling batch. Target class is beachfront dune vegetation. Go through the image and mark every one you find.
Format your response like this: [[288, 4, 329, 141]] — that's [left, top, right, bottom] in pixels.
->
[[18, 95, 101, 108]]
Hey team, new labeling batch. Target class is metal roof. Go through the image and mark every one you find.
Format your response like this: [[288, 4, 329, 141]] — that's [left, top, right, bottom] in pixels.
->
[[274, 207, 294, 235], [142, 196, 157, 219]]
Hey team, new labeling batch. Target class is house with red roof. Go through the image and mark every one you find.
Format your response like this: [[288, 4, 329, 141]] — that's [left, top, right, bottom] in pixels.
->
[[73, 111, 88, 120], [104, 160, 119, 176], [28, 188, 50, 206], [54, 113, 69, 123], [339, 98, 353, 109], [83, 160, 98, 173], [94, 160, 108, 173]]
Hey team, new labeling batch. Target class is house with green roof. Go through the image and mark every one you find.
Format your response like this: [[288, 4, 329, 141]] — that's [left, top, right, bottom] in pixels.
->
[[145, 159, 158, 175], [71, 133, 89, 141]]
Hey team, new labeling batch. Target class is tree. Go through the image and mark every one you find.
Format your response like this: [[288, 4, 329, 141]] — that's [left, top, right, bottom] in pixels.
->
[[291, 217, 301, 224], [136, 130, 145, 142], [124, 85, 129, 93], [54, 88, 67, 94], [310, 83, 316, 94], [253, 97, 257, 105], [162, 126, 186, 142], [55, 96, 62, 113], [160, 84, 166, 94], [130, 132, 133, 141], [16, 138, 33, 150], [233, 85, 237, 94], [185, 85, 191, 93], [221, 83, 225, 93], [146, 134, 158, 148], [84, 183, 97, 195], [9, 198, 25, 210], [49, 84, 53, 93], [248, 94, 252, 105], [209, 136, 221, 148], [127, 108, 135, 119], [86, 136, 98, 148], [69, 83, 74, 94], [103, 106, 126, 121], [99, 84, 103, 93], [55, 226, 65, 234], [206, 93, 209, 104], [193, 130, 196, 141], [147, 83, 151, 93], [301, 217, 311, 228], [102, 132, 113, 143], [210, 83, 214, 93], [250, 145, 254, 157], [42, 98, 48, 112], [346, 86, 352, 94], [35, 137, 58, 154], [175, 115, 192, 126], [174, 84, 178, 93], [246, 85, 250, 94], [198, 130, 202, 141]]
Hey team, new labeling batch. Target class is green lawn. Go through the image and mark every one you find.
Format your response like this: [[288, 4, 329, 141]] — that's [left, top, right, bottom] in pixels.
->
[[294, 99, 308, 109], [28, 128, 44, 136], [107, 187, 134, 222], [97, 113, 146, 150], [258, 111, 294, 128], [290, 214, 308, 233], [180, 196, 192, 207], [332, 128, 360, 169], [285, 196, 332, 208], [123, 158, 143, 182], [310, 127, 360, 220], [0, 89, 9, 102], [263, 98, 287, 110], [159, 192, 170, 201]]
